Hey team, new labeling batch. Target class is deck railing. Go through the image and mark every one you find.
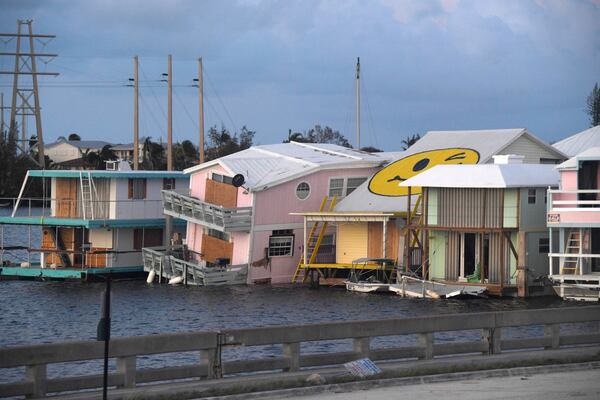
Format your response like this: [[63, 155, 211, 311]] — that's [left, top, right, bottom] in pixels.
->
[[547, 189, 600, 212], [1, 197, 164, 221], [1, 306, 599, 398], [162, 190, 252, 232]]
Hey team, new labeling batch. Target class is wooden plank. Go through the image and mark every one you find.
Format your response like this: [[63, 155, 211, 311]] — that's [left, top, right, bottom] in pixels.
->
[[201, 234, 233, 263], [205, 178, 237, 208]]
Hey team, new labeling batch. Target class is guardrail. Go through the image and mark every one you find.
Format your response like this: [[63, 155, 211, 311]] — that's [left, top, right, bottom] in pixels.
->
[[162, 190, 252, 232], [1, 306, 599, 398], [548, 189, 600, 212]]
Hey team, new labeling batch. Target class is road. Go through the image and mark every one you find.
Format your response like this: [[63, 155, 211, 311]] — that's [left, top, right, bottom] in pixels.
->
[[284, 368, 600, 400]]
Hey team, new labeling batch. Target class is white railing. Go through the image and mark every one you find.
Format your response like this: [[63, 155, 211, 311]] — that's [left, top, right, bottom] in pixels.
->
[[162, 190, 252, 232], [547, 189, 600, 212]]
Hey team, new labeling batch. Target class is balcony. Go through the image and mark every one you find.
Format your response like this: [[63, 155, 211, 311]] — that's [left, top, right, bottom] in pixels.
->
[[142, 246, 247, 286], [162, 190, 252, 232], [547, 189, 600, 226]]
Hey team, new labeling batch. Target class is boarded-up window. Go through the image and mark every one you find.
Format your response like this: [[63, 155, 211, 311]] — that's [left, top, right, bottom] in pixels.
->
[[133, 228, 163, 250], [128, 179, 147, 199], [163, 178, 176, 190]]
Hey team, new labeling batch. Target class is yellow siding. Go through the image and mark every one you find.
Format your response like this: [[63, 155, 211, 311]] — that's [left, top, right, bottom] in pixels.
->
[[336, 222, 368, 264]]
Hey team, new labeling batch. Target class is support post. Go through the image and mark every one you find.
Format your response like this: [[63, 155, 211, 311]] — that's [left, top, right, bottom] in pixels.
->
[[133, 55, 139, 170], [167, 54, 173, 171], [303, 217, 308, 268], [418, 333, 433, 360], [353, 337, 370, 358], [355, 57, 360, 149], [116, 356, 136, 388], [283, 342, 300, 372], [483, 327, 502, 355], [544, 324, 560, 349], [25, 364, 46, 399], [202, 348, 216, 379], [27, 21, 45, 167], [517, 231, 527, 297]]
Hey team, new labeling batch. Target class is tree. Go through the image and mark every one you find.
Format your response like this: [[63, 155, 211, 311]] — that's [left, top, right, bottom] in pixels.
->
[[84, 145, 117, 170], [68, 133, 81, 141], [141, 137, 166, 170], [204, 125, 255, 161], [174, 140, 198, 170], [283, 125, 351, 147], [401, 133, 421, 150], [360, 146, 382, 152], [586, 83, 600, 127]]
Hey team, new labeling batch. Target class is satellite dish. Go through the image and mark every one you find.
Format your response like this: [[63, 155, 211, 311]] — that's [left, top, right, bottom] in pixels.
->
[[232, 174, 245, 188]]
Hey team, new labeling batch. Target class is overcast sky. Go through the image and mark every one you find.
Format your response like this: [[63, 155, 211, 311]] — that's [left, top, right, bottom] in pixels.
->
[[1, 0, 599, 150]]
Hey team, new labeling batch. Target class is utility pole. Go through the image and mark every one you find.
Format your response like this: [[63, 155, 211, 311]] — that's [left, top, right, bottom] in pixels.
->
[[167, 54, 173, 171], [0, 20, 58, 168], [355, 57, 361, 150], [0, 93, 4, 134], [133, 55, 139, 170], [198, 57, 205, 164]]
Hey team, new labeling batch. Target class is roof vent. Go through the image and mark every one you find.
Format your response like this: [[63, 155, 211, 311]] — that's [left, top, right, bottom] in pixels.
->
[[493, 154, 525, 164]]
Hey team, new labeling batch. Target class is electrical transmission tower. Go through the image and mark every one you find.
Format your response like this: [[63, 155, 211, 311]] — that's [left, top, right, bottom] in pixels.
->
[[0, 19, 58, 167]]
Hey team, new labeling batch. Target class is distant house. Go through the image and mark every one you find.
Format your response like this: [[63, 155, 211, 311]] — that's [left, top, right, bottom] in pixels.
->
[[44, 137, 111, 164], [400, 155, 559, 297], [553, 125, 600, 157], [111, 137, 146, 164]]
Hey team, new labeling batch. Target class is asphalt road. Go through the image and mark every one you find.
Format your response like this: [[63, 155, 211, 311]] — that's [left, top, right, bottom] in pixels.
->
[[284, 368, 600, 400]]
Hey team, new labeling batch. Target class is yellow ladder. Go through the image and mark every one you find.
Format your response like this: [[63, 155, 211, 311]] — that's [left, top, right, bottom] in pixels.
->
[[409, 194, 423, 248], [561, 229, 582, 275], [291, 195, 337, 283]]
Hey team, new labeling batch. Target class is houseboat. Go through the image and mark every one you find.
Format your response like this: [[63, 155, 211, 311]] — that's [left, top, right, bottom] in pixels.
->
[[399, 155, 559, 297], [0, 161, 188, 280], [547, 147, 600, 301], [293, 129, 566, 288], [144, 141, 399, 284]]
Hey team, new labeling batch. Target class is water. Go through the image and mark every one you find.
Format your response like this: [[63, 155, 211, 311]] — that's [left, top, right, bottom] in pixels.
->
[[0, 209, 597, 383], [0, 207, 42, 265]]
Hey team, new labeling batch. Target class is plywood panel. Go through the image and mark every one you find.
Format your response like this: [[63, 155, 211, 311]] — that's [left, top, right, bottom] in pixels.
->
[[55, 178, 78, 218], [86, 248, 108, 267], [201, 234, 234, 263], [205, 179, 237, 208], [336, 222, 368, 264], [367, 221, 400, 263]]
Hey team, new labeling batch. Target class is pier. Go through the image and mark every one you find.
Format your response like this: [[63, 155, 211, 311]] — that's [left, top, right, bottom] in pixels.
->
[[1, 306, 599, 399]]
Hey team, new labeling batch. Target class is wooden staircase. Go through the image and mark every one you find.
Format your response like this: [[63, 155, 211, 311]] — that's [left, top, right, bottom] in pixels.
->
[[291, 196, 337, 284], [560, 229, 582, 275]]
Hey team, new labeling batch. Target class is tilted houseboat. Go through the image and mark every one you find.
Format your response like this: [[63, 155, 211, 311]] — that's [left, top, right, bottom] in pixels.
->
[[547, 147, 600, 301], [0, 161, 187, 280]]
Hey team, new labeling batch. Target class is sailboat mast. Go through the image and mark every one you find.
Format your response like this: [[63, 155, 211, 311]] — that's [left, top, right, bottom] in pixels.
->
[[355, 57, 360, 150]]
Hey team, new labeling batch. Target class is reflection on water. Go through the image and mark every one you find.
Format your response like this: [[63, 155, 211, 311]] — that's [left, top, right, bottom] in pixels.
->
[[0, 207, 42, 264]]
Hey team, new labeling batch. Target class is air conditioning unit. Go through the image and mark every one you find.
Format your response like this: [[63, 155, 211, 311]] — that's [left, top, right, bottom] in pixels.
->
[[105, 160, 118, 171]]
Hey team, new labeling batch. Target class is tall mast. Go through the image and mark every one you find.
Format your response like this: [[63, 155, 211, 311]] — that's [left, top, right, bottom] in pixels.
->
[[167, 54, 173, 171], [198, 57, 205, 164], [133, 55, 139, 170], [1, 92, 4, 134], [355, 57, 360, 150]]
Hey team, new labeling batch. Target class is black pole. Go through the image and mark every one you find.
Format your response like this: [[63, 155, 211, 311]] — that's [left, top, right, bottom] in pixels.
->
[[97, 276, 111, 400]]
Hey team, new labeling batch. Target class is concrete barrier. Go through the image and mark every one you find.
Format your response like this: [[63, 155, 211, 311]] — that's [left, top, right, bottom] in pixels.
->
[[1, 306, 599, 398]]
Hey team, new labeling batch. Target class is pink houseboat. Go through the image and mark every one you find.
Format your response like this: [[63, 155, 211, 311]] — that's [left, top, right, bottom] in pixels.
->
[[154, 142, 397, 284], [547, 147, 600, 300]]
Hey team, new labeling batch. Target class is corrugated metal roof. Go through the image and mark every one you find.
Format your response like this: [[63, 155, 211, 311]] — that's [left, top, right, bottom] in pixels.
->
[[557, 146, 600, 170], [553, 126, 600, 157], [46, 139, 112, 150], [28, 170, 186, 179], [334, 180, 416, 212], [400, 164, 559, 188], [184, 142, 393, 190]]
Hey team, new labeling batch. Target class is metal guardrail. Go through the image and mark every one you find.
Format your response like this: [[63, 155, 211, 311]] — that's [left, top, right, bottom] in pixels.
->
[[548, 189, 600, 212], [1, 306, 599, 398], [162, 190, 252, 232]]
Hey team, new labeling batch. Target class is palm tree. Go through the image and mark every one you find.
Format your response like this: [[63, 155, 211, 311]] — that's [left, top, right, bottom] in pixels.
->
[[401, 133, 421, 150]]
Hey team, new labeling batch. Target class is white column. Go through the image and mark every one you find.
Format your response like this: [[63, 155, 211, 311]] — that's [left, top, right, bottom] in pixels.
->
[[303, 217, 308, 267]]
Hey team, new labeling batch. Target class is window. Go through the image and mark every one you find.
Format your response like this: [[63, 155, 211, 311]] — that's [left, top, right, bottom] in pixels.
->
[[328, 177, 368, 197], [527, 189, 536, 204], [328, 178, 344, 197], [539, 237, 549, 253], [163, 178, 176, 190], [296, 182, 310, 200], [212, 173, 233, 185], [268, 230, 294, 257], [207, 228, 230, 242], [133, 228, 163, 250], [346, 177, 368, 195], [128, 178, 147, 199]]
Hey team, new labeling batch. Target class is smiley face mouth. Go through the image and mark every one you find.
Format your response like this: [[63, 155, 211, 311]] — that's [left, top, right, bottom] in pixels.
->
[[386, 175, 406, 183]]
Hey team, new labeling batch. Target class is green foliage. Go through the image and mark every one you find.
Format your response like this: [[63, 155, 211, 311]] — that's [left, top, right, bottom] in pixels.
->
[[83, 145, 117, 170], [586, 82, 600, 127], [401, 133, 421, 150], [204, 125, 255, 161], [0, 128, 44, 198], [67, 133, 81, 141], [360, 146, 382, 152], [283, 125, 351, 147]]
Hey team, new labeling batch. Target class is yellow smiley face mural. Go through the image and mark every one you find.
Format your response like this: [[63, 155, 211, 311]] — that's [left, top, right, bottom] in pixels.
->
[[368, 148, 480, 197]]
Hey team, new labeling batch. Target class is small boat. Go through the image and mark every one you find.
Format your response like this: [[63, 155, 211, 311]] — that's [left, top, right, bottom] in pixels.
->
[[389, 274, 487, 299], [345, 280, 389, 293], [344, 257, 396, 294]]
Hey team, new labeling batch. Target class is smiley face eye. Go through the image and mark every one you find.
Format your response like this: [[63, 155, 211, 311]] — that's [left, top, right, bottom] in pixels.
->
[[445, 152, 467, 161], [412, 158, 430, 172]]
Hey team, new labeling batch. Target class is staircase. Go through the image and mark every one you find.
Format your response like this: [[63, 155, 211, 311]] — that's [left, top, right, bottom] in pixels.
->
[[560, 229, 582, 275], [291, 195, 337, 283], [79, 172, 95, 220]]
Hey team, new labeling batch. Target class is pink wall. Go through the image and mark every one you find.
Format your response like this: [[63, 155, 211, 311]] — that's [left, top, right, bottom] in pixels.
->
[[253, 167, 377, 225], [231, 232, 250, 265], [189, 164, 252, 207], [552, 166, 600, 225], [249, 229, 304, 284], [560, 170, 578, 190]]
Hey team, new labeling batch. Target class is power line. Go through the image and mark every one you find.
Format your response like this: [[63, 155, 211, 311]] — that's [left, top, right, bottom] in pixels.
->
[[202, 64, 237, 132]]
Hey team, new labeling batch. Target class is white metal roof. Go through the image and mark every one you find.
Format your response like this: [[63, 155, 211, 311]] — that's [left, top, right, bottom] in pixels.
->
[[557, 146, 600, 170], [184, 142, 393, 191], [399, 164, 559, 188], [553, 126, 600, 157], [334, 180, 418, 212]]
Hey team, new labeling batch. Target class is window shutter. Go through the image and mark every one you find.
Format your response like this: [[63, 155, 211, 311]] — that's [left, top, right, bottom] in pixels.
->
[[128, 179, 133, 199]]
